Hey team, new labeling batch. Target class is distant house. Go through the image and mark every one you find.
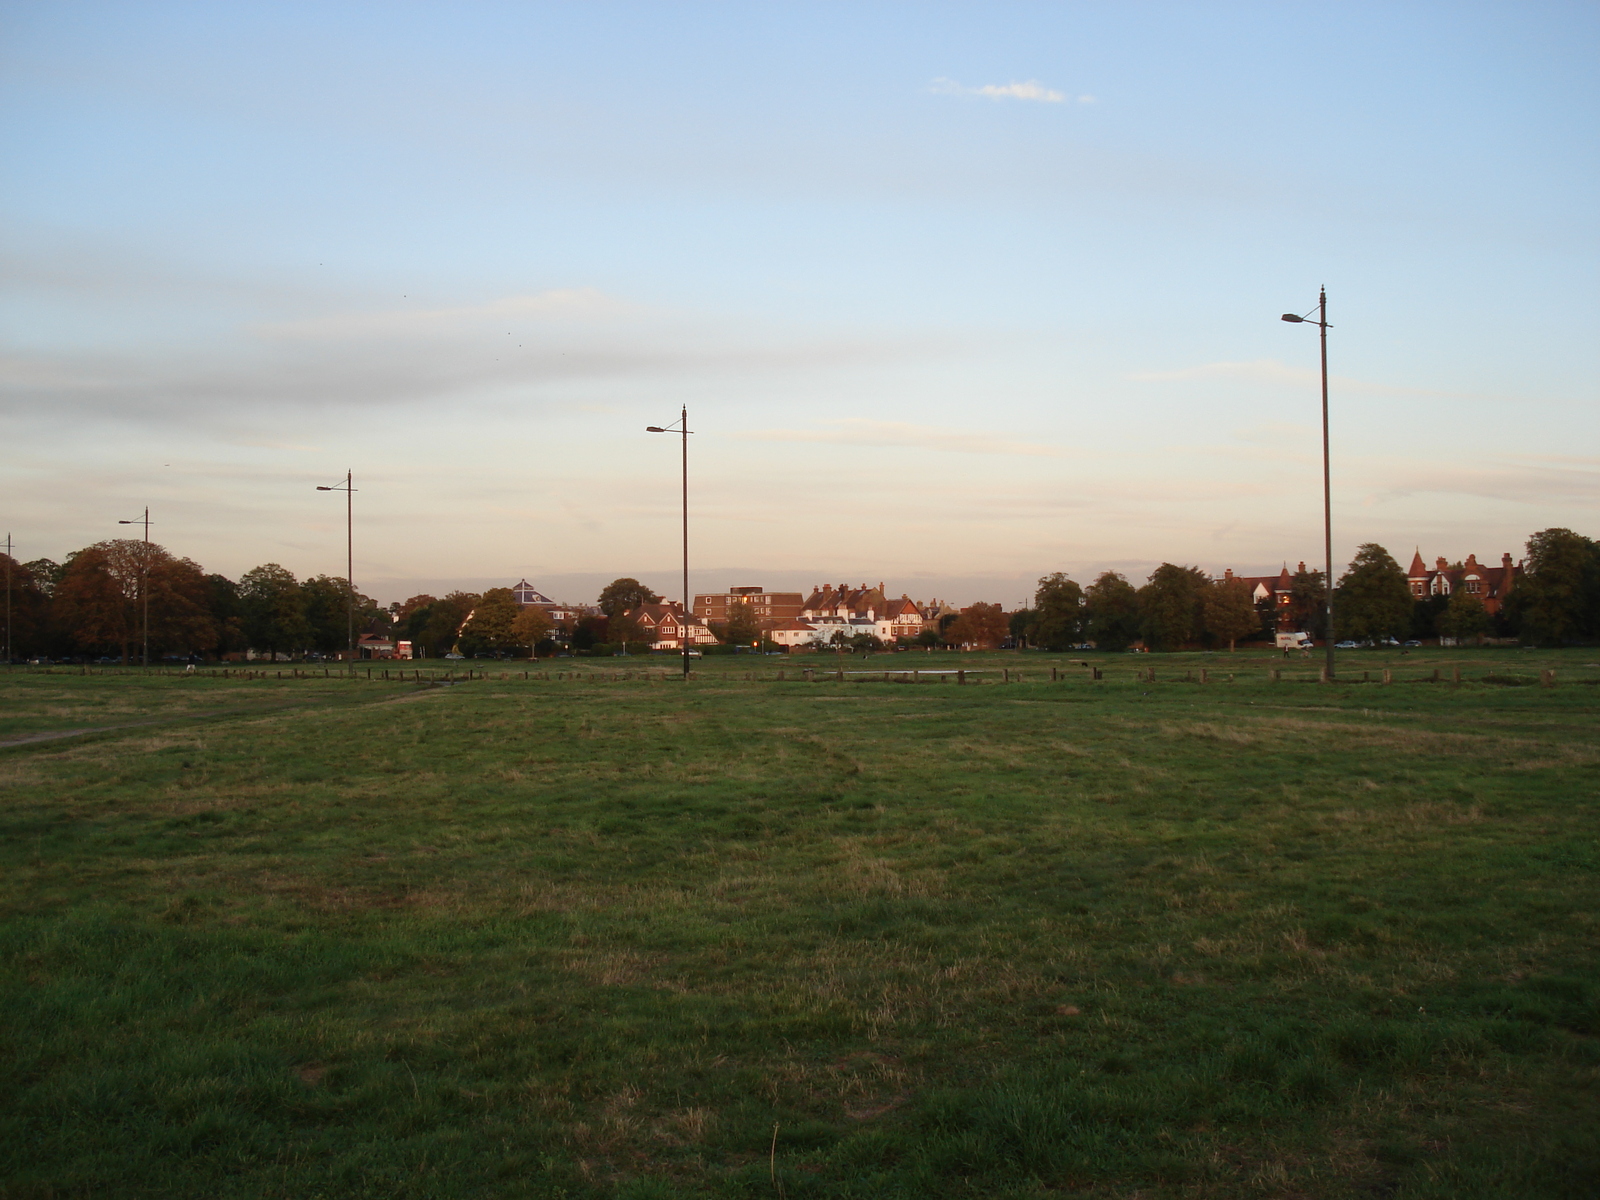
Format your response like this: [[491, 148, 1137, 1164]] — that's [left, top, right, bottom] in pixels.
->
[[510, 579, 584, 630], [622, 601, 718, 650], [1406, 551, 1521, 615], [693, 586, 803, 629], [355, 634, 411, 660], [883, 595, 927, 642]]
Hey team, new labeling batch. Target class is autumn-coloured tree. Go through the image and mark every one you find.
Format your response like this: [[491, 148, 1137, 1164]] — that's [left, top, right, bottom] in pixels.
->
[[511, 605, 554, 658], [0, 555, 51, 658], [52, 546, 131, 659], [145, 553, 219, 656], [1203, 577, 1261, 651], [945, 601, 1007, 648]]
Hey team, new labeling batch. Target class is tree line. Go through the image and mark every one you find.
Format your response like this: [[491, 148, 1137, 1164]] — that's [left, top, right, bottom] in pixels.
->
[[1009, 529, 1599, 651], [5, 528, 1593, 662]]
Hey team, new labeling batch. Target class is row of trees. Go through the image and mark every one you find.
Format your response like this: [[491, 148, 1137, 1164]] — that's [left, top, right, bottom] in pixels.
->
[[1009, 529, 1600, 651], [1, 541, 388, 662], [6, 528, 1594, 661]]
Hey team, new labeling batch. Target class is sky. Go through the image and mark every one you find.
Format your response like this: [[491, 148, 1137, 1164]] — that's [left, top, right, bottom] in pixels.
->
[[2, 1, 1596, 608]]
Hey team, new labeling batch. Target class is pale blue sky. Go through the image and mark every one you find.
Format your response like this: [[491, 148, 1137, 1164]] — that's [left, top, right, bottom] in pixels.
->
[[3, 1, 1595, 605]]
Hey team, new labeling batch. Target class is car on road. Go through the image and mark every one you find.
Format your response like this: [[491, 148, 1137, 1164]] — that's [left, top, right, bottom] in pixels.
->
[[1335, 640, 1361, 649], [1403, 639, 1422, 647]]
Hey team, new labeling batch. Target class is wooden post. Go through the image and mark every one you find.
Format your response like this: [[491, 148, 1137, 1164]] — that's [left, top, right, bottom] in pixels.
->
[[1199, 668, 1208, 684], [1382, 668, 1391, 684], [804, 669, 814, 682], [958, 670, 965, 685], [1542, 669, 1555, 688], [1320, 665, 1329, 683], [1003, 668, 1010, 683], [1432, 668, 1440, 682], [1452, 665, 1461, 684]]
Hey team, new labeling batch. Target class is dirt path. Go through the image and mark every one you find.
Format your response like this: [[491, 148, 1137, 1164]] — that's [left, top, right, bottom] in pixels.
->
[[0, 685, 452, 750]]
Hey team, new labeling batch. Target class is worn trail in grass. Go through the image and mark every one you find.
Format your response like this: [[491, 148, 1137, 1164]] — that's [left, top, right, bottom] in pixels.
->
[[2, 651, 1598, 1198]]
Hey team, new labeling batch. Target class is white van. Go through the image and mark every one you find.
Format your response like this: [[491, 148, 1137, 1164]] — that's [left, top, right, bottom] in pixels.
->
[[1275, 632, 1314, 651]]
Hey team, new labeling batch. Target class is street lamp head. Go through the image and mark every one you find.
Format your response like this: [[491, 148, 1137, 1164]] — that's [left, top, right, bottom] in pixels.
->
[[118, 520, 135, 525], [316, 486, 333, 491], [645, 426, 666, 433], [1280, 314, 1305, 323]]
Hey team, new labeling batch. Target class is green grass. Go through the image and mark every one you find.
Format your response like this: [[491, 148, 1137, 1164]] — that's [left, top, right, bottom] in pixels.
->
[[2, 647, 1598, 1198]]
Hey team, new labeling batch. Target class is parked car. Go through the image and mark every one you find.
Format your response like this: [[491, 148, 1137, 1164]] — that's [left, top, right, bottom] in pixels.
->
[[444, 653, 465, 660], [1335, 640, 1361, 649], [1403, 639, 1422, 647]]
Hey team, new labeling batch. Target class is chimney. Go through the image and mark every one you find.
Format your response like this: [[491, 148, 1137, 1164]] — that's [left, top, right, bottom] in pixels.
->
[[1436, 557, 1448, 571], [1502, 553, 1513, 568], [1297, 561, 1306, 573], [1224, 568, 1234, 581]]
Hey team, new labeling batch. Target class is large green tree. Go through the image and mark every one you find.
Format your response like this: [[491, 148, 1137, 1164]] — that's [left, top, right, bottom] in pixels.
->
[[597, 578, 661, 619], [1137, 564, 1209, 651], [460, 588, 522, 655], [1203, 577, 1260, 651], [1436, 588, 1491, 644], [1335, 545, 1412, 643], [722, 602, 761, 647], [1032, 572, 1084, 650], [1506, 527, 1599, 645], [1084, 571, 1140, 651], [239, 564, 312, 660], [402, 592, 478, 658]]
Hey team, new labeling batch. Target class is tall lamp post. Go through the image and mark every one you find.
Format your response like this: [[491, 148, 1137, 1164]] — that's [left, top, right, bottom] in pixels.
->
[[3, 532, 13, 666], [1281, 288, 1336, 682], [316, 470, 357, 666], [646, 407, 693, 680], [117, 507, 151, 667]]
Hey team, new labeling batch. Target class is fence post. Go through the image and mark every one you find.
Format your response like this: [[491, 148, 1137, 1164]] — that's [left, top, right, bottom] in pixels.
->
[[1542, 669, 1555, 688], [1199, 668, 1208, 684], [804, 669, 814, 682], [1452, 665, 1461, 684], [958, 670, 965, 685]]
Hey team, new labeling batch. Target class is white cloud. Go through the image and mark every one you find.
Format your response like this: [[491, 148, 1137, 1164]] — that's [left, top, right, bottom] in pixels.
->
[[930, 77, 1073, 104], [732, 418, 1068, 457]]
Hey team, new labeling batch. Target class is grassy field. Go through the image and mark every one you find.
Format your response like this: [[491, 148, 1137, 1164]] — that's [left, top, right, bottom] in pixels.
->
[[2, 647, 1598, 1198]]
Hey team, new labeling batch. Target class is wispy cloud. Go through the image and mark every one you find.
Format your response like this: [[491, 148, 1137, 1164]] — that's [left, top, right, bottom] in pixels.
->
[[930, 77, 1092, 104], [733, 418, 1067, 457], [1129, 358, 1469, 399], [255, 288, 628, 341]]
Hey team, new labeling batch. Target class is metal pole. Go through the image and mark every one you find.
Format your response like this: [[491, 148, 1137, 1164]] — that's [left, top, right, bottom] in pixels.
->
[[1319, 288, 1335, 682], [681, 405, 690, 681], [4, 533, 11, 665], [141, 507, 150, 668], [346, 469, 354, 666]]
